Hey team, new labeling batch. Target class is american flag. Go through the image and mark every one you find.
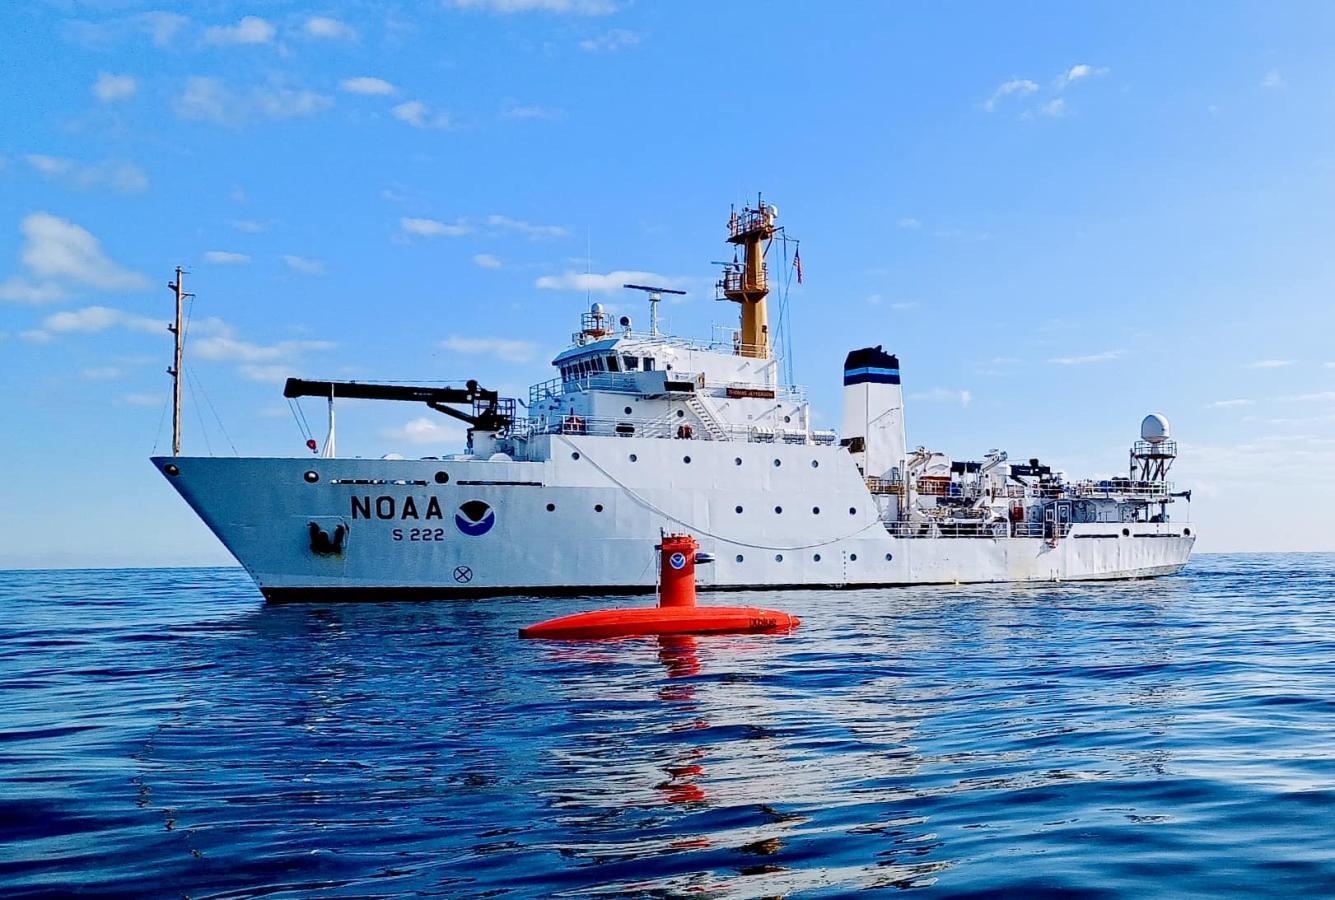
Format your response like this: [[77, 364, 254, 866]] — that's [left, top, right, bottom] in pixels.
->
[[793, 247, 803, 285]]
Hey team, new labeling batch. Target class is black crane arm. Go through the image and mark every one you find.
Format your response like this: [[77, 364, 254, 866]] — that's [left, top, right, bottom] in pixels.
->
[[282, 378, 512, 430]]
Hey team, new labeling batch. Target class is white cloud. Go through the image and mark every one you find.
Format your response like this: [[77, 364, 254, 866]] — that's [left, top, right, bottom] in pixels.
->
[[890, 301, 919, 311], [41, 305, 163, 335], [305, 16, 356, 40], [204, 16, 275, 45], [0, 278, 65, 304], [1039, 98, 1066, 117], [93, 72, 138, 102], [1280, 391, 1335, 403], [1207, 399, 1253, 409], [284, 255, 326, 275], [382, 416, 467, 446], [452, 0, 617, 14], [400, 216, 472, 237], [1248, 359, 1293, 369], [239, 364, 294, 383], [253, 86, 334, 119], [25, 155, 149, 193], [203, 250, 249, 265], [6, 213, 148, 296], [473, 253, 503, 269], [391, 100, 449, 129], [536, 270, 687, 293], [192, 335, 336, 363], [896, 217, 921, 229], [340, 76, 395, 96], [20, 330, 52, 343], [911, 388, 972, 406], [175, 77, 332, 126], [984, 78, 1038, 112], [486, 214, 568, 238], [1048, 350, 1123, 365], [231, 220, 266, 233], [579, 28, 639, 51], [81, 366, 123, 380], [442, 335, 537, 362], [503, 104, 562, 120], [1261, 69, 1284, 90], [121, 392, 162, 406], [142, 12, 188, 46], [1056, 64, 1109, 88]]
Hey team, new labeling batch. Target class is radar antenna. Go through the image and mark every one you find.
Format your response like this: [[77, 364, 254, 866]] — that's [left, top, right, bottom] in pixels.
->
[[622, 283, 686, 337]]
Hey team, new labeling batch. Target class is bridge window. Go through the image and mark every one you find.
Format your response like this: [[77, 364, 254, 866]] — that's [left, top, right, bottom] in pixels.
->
[[643, 357, 655, 371], [607, 356, 621, 372], [624, 355, 639, 370]]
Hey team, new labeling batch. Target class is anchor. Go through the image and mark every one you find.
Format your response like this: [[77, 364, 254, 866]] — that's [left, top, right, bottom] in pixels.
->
[[308, 521, 347, 556]]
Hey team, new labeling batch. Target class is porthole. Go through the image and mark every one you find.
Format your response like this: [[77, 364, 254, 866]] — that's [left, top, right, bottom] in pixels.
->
[[811, 460, 819, 468], [303, 470, 319, 483], [775, 554, 784, 562], [594, 504, 604, 513], [885, 553, 893, 562], [546, 503, 556, 512], [784, 415, 791, 424], [775, 506, 783, 514], [773, 459, 782, 467], [736, 554, 744, 563], [850, 553, 858, 561], [812, 506, 821, 515], [1184, 528, 1192, 537], [629, 453, 638, 462], [624, 406, 633, 415], [571, 451, 581, 460], [849, 507, 857, 515], [735, 505, 744, 514], [434, 470, 449, 484], [677, 409, 685, 418], [683, 455, 692, 464], [164, 464, 180, 477], [734, 457, 743, 466], [1122, 528, 1130, 537], [813, 553, 822, 562]]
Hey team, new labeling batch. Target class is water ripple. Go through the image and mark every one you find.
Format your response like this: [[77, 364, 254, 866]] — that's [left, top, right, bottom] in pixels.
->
[[1, 556, 1334, 896]]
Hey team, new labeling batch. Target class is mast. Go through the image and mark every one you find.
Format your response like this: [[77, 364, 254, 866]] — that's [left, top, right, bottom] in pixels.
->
[[719, 197, 778, 359], [166, 267, 190, 456]]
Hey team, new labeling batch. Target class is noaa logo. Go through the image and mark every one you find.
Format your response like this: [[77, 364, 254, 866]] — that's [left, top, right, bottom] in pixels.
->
[[455, 500, 496, 536], [668, 552, 687, 570]]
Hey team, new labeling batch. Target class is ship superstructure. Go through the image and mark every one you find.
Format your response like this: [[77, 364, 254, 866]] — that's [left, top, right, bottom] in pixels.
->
[[153, 199, 1194, 600]]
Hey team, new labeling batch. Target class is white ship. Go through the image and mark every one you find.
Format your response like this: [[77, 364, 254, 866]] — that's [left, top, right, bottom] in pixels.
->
[[154, 199, 1194, 600]]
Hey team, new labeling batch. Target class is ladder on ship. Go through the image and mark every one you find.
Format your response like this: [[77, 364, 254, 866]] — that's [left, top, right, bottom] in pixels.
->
[[684, 395, 729, 441]]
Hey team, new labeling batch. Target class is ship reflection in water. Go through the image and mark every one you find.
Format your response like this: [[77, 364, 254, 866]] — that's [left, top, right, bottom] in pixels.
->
[[532, 627, 950, 895], [4, 558, 1335, 896]]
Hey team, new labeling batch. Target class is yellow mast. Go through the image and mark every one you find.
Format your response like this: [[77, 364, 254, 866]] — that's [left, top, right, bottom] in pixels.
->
[[719, 198, 778, 358]]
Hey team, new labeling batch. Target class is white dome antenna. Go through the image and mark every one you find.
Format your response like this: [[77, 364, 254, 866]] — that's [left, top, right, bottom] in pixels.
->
[[1141, 413, 1170, 444]]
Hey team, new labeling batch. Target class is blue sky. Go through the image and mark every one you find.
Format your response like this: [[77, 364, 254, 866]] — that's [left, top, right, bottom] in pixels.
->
[[3, 1, 1335, 567]]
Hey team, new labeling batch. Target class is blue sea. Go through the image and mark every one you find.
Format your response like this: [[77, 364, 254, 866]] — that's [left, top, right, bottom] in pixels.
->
[[2, 555, 1334, 897]]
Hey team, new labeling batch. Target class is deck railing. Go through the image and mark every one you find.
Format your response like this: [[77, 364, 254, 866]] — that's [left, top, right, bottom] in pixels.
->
[[511, 414, 834, 445]]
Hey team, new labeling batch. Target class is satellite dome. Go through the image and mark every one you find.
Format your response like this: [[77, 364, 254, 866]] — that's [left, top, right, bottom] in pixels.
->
[[591, 302, 604, 315], [1141, 414, 1171, 443]]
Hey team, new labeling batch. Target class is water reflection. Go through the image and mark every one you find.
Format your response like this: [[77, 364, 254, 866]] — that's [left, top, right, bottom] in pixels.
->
[[8, 561, 1335, 896]]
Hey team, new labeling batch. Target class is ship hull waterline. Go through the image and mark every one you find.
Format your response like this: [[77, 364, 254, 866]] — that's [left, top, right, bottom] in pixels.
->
[[152, 437, 1194, 602]]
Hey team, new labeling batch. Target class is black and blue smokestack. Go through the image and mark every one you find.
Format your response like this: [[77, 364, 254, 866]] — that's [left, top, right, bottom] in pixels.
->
[[843, 346, 900, 386]]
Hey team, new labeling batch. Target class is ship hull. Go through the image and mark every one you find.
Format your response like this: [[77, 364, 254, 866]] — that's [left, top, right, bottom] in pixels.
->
[[153, 435, 1194, 601]]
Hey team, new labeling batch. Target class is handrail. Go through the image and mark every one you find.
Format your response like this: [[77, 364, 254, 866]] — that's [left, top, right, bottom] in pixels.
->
[[530, 372, 807, 406]]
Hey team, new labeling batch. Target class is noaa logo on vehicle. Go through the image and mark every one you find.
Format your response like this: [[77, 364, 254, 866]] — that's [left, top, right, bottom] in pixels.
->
[[455, 500, 496, 537], [668, 552, 687, 570]]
